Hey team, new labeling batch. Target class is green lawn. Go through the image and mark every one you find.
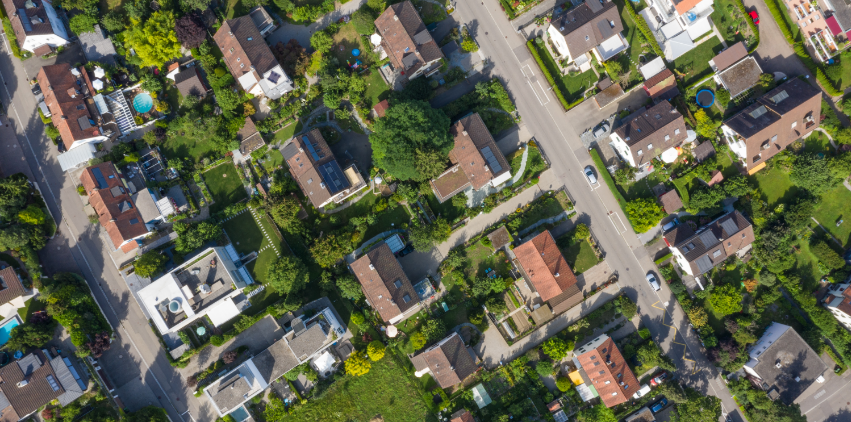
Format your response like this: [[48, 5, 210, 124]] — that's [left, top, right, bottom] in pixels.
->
[[672, 37, 724, 88], [0, 253, 20, 270], [331, 24, 375, 67], [314, 193, 411, 248], [413, 0, 448, 24], [222, 209, 288, 287], [203, 163, 249, 213], [560, 239, 601, 274], [17, 297, 46, 321], [284, 356, 432, 422], [710, 0, 749, 46], [161, 135, 219, 164], [362, 70, 390, 110], [534, 40, 596, 103], [463, 241, 512, 279], [273, 120, 303, 143], [424, 191, 464, 222], [803, 131, 833, 155], [560, 69, 597, 102], [612, 0, 654, 89], [748, 165, 801, 208], [793, 238, 824, 287], [221, 212, 264, 256], [618, 171, 667, 202], [810, 184, 851, 247]]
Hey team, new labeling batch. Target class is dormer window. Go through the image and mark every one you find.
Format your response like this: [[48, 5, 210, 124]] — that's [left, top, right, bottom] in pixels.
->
[[637, 149, 643, 156], [675, 128, 680, 135]]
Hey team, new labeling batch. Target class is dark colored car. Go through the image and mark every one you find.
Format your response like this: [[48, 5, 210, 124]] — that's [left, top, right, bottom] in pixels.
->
[[749, 10, 759, 24], [397, 244, 414, 257], [650, 371, 668, 386], [57, 141, 66, 152], [651, 398, 668, 413], [31, 83, 42, 97]]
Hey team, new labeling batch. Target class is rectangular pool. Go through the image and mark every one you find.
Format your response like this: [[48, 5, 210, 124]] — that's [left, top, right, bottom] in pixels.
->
[[229, 406, 251, 422], [0, 317, 21, 346]]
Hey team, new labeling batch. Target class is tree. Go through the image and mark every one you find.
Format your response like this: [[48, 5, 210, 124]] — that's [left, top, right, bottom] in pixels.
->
[[575, 404, 617, 422], [398, 77, 432, 101], [134, 251, 167, 278], [535, 362, 554, 378], [214, 87, 242, 112], [274, 0, 295, 13], [124, 11, 182, 68], [123, 0, 150, 19], [694, 110, 719, 138], [542, 337, 569, 360], [723, 175, 751, 197], [367, 340, 385, 361], [346, 352, 371, 376], [173, 221, 221, 254], [709, 284, 743, 316], [811, 239, 846, 270], [266, 256, 309, 294], [573, 223, 590, 241], [126, 406, 169, 422], [309, 231, 353, 267], [350, 311, 365, 326], [716, 88, 731, 108], [17, 205, 45, 225], [626, 198, 666, 233], [556, 376, 573, 392], [310, 30, 333, 53], [616, 295, 637, 319], [45, 124, 60, 141], [264, 397, 288, 422], [222, 350, 238, 364], [267, 195, 301, 229], [272, 39, 310, 76], [7, 321, 56, 350], [86, 332, 111, 357], [70, 13, 98, 35], [688, 306, 708, 328], [687, 185, 725, 213], [614, 166, 637, 185], [410, 331, 426, 350], [413, 148, 448, 181], [352, 8, 376, 35], [460, 31, 478, 53], [336, 274, 364, 301], [179, 0, 210, 10], [636, 341, 676, 371], [470, 275, 506, 297], [175, 12, 206, 49], [370, 100, 453, 181], [791, 152, 841, 194], [409, 218, 451, 251], [420, 319, 446, 343], [676, 394, 721, 422]]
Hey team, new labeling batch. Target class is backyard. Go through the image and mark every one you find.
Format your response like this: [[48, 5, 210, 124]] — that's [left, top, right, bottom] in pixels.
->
[[161, 134, 219, 164], [272, 120, 304, 144], [671, 37, 725, 88], [313, 193, 411, 247], [611, 0, 655, 89], [331, 24, 375, 67], [556, 235, 601, 274], [203, 163, 249, 213], [412, 0, 448, 24], [362, 70, 390, 110], [221, 210, 286, 284], [462, 241, 512, 279], [710, 0, 750, 46], [534, 39, 597, 103]]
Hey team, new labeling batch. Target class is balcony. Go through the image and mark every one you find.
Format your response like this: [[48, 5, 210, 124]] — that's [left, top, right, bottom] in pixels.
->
[[810, 30, 837, 62]]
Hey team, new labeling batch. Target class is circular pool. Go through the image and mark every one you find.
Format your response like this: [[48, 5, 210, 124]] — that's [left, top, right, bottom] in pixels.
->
[[696, 89, 715, 108], [133, 93, 154, 113]]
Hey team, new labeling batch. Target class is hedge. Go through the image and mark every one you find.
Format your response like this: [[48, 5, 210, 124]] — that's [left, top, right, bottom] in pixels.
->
[[763, 0, 795, 43], [624, 0, 664, 57], [732, 0, 760, 53], [498, 0, 517, 20], [589, 149, 633, 231], [527, 40, 570, 110], [654, 252, 673, 265]]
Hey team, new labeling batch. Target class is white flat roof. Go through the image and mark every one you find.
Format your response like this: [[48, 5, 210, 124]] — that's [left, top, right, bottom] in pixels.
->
[[661, 20, 685, 39], [686, 18, 712, 40], [57, 143, 98, 172], [137, 272, 195, 334], [312, 350, 335, 374], [640, 56, 667, 80], [207, 297, 242, 327]]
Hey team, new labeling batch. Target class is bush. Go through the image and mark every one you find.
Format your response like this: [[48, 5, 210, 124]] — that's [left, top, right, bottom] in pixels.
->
[[638, 328, 651, 339], [624, 0, 664, 56], [556, 376, 572, 392], [210, 335, 224, 346]]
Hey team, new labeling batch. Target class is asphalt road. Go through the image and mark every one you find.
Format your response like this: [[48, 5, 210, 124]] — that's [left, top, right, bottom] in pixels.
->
[[0, 40, 205, 421], [453, 1, 744, 420]]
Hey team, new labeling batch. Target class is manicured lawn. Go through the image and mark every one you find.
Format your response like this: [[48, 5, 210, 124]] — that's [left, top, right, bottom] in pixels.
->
[[803, 131, 833, 155], [161, 135, 219, 164], [314, 193, 411, 248], [710, 0, 749, 46], [612, 0, 653, 89], [413, 0, 447, 24], [362, 70, 390, 110], [285, 357, 432, 422], [560, 239, 600, 274], [17, 297, 46, 321], [257, 149, 286, 171], [221, 212, 264, 256], [672, 37, 724, 88], [331, 24, 374, 67], [748, 165, 801, 208], [225, 0, 252, 19], [810, 184, 851, 247], [560, 69, 597, 102], [619, 171, 667, 202], [462, 241, 511, 279], [793, 239, 823, 287], [203, 163, 249, 213], [222, 209, 288, 286], [273, 120, 304, 143]]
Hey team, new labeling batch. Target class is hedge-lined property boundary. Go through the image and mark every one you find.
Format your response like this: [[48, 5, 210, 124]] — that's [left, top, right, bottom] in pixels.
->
[[624, 0, 664, 57], [589, 149, 638, 233], [732, 0, 760, 53], [526, 40, 587, 111]]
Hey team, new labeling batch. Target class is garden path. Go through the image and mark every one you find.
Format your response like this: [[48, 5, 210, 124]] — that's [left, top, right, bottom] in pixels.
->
[[465, 143, 530, 207], [814, 128, 839, 150]]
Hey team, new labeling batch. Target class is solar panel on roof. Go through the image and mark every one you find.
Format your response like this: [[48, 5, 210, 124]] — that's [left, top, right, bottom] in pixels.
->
[[317, 160, 350, 194], [302, 135, 320, 161], [91, 167, 108, 189], [695, 255, 714, 274], [19, 10, 32, 31], [749, 105, 767, 119], [720, 218, 739, 237], [698, 230, 720, 248], [771, 90, 789, 104], [480, 146, 503, 173]]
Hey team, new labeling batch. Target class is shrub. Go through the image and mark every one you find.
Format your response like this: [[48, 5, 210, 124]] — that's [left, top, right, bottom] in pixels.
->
[[367, 340, 385, 361], [624, 0, 664, 56], [535, 362, 554, 378], [222, 350, 237, 364], [638, 328, 651, 339], [210, 335, 224, 346], [556, 376, 573, 392]]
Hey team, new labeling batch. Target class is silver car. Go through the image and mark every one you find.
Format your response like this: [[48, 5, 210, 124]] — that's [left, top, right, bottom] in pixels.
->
[[646, 272, 661, 291], [584, 166, 597, 184]]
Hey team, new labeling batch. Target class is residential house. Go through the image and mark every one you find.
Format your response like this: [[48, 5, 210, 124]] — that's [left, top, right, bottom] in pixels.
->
[[174, 67, 210, 99], [38, 64, 118, 168], [720, 78, 820, 174], [248, 6, 276, 37], [573, 334, 640, 407], [643, 68, 679, 102], [513, 230, 583, 315], [663, 210, 754, 281], [816, 0, 851, 41], [1, 0, 68, 55], [783, 0, 838, 62], [206, 297, 350, 418], [822, 282, 851, 331], [350, 243, 420, 324], [0, 351, 85, 421], [235, 116, 265, 157], [743, 323, 827, 404], [657, 189, 683, 214], [77, 24, 117, 67], [281, 129, 367, 209], [430, 113, 512, 203], [710, 42, 763, 99], [609, 100, 689, 168], [625, 407, 656, 422], [411, 332, 478, 388], [138, 246, 254, 335], [547, 0, 628, 70], [374, 1, 444, 80], [639, 0, 714, 60], [213, 15, 293, 100], [450, 409, 476, 422], [80, 162, 149, 252], [0, 265, 36, 320]]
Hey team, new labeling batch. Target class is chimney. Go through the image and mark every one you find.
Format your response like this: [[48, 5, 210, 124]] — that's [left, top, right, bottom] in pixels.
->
[[462, 130, 468, 136], [369, 264, 375, 270]]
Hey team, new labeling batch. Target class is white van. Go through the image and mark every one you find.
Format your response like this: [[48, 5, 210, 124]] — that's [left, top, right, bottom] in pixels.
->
[[633, 384, 651, 399]]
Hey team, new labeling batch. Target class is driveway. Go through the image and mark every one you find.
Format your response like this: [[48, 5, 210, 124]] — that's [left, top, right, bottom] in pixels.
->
[[740, 0, 812, 84], [21, 42, 86, 81], [266, 0, 370, 50], [796, 353, 851, 421]]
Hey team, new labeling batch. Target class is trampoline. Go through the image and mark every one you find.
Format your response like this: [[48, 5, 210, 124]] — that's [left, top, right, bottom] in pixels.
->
[[352, 48, 361, 57], [133, 93, 154, 113], [196, 326, 206, 336], [696, 89, 715, 108]]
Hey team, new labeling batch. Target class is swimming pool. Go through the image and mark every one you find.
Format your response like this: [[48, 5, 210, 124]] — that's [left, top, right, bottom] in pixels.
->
[[0, 318, 21, 346], [229, 405, 251, 422], [133, 93, 154, 113]]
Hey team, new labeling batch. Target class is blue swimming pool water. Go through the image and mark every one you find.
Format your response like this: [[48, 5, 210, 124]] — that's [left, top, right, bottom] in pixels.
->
[[0, 318, 21, 346], [230, 406, 251, 422], [133, 93, 154, 113]]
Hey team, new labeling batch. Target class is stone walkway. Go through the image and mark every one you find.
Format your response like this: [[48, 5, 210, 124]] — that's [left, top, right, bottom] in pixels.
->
[[250, 207, 282, 257]]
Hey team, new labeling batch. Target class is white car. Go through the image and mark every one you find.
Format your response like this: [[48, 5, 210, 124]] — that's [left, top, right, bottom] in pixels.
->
[[632, 384, 651, 399], [584, 166, 597, 185], [646, 273, 661, 291]]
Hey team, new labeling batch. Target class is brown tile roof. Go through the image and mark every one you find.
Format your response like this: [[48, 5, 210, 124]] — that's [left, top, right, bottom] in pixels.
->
[[350, 243, 418, 323], [723, 78, 821, 170], [409, 333, 477, 388], [692, 141, 716, 162], [80, 162, 148, 250], [551, 1, 623, 59], [174, 67, 208, 98], [613, 100, 688, 167], [37, 64, 101, 151], [644, 69, 679, 101], [717, 56, 762, 98], [373, 99, 389, 118], [575, 336, 639, 408], [449, 113, 510, 190], [549, 284, 583, 314], [663, 222, 695, 246], [214, 15, 279, 87], [0, 351, 64, 418], [711, 42, 748, 72], [595, 83, 625, 108], [0, 266, 25, 307], [33, 44, 51, 56], [672, 211, 754, 275], [1, 0, 65, 48], [282, 129, 337, 208], [547, 400, 561, 411], [658, 189, 683, 214], [514, 231, 577, 302], [487, 226, 511, 250], [375, 1, 444, 75], [838, 288, 851, 318], [237, 117, 265, 155], [450, 409, 475, 422], [706, 169, 724, 187]]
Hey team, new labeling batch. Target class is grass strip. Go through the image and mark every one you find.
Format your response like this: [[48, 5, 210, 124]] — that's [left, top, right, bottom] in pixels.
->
[[624, 0, 664, 57], [526, 40, 585, 111]]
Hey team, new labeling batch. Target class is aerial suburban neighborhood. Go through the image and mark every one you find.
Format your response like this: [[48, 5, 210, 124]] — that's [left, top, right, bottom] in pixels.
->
[[1, 0, 851, 419]]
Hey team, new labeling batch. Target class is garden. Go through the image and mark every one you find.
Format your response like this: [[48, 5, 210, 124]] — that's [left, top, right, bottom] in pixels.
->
[[555, 224, 601, 275], [671, 37, 725, 88], [202, 163, 249, 214]]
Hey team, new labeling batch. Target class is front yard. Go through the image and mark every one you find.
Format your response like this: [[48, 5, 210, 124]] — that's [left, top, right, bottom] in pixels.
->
[[203, 163, 249, 213], [558, 237, 601, 274], [672, 37, 725, 88]]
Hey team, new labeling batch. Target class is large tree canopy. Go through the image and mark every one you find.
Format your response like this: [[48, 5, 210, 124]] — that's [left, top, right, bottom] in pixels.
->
[[124, 11, 182, 68], [175, 12, 206, 49], [266, 256, 309, 294], [370, 100, 453, 181]]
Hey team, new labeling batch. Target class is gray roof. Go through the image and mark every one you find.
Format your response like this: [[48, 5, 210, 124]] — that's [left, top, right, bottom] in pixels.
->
[[724, 78, 820, 140], [17, 354, 42, 377], [0, 390, 10, 412], [669, 211, 755, 275], [252, 340, 299, 384], [77, 25, 117, 66], [717, 56, 762, 98], [50, 357, 84, 406], [287, 323, 328, 360], [750, 326, 827, 404], [209, 369, 253, 413]]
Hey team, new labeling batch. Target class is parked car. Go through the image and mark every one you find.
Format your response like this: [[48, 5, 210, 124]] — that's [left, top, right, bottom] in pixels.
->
[[651, 398, 668, 413], [593, 121, 609, 138], [584, 166, 597, 185], [749, 10, 759, 24], [57, 141, 65, 153], [31, 83, 42, 97], [662, 218, 679, 232], [397, 244, 414, 257], [650, 371, 668, 386], [646, 272, 661, 291], [632, 384, 651, 399]]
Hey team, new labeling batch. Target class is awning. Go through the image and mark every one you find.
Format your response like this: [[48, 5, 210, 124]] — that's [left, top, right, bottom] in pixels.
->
[[312, 351, 336, 374], [57, 144, 97, 172], [661, 147, 679, 163], [827, 15, 843, 37]]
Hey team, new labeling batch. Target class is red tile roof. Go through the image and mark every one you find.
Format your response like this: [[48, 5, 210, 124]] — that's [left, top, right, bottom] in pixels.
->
[[514, 231, 577, 302], [450, 409, 475, 422], [214, 15, 280, 91], [375, 1, 444, 76], [37, 64, 102, 151], [575, 336, 639, 407], [449, 113, 510, 190], [373, 99, 389, 118], [80, 162, 148, 250], [0, 266, 26, 307]]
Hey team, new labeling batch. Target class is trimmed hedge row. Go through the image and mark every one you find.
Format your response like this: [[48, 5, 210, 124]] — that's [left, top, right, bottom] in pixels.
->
[[589, 149, 635, 232], [763, 0, 795, 43], [624, 0, 664, 57], [498, 0, 517, 20], [732, 0, 760, 53], [527, 40, 571, 110]]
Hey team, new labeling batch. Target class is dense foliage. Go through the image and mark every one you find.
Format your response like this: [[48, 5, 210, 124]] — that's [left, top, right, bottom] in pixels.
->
[[123, 12, 181, 68], [41, 273, 112, 357]]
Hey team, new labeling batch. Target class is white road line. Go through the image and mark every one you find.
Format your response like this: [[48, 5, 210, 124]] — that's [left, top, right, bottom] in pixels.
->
[[801, 377, 851, 415], [0, 52, 184, 421]]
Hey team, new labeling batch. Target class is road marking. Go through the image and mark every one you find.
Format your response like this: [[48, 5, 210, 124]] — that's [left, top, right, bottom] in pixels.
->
[[813, 390, 826, 400], [0, 51, 185, 421], [608, 212, 627, 234]]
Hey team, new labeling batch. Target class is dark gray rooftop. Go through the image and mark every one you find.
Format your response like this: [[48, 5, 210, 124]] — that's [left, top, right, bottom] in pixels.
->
[[50, 357, 84, 406], [253, 340, 299, 384], [209, 369, 253, 413], [78, 25, 117, 66], [751, 326, 827, 404], [287, 323, 328, 361]]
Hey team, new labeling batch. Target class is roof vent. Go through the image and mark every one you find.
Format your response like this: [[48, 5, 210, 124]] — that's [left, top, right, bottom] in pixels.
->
[[795, 376, 801, 382], [369, 264, 375, 270], [393, 15, 399, 20], [229, 31, 233, 36], [776, 362, 782, 368], [555, 273, 560, 277], [560, 26, 564, 31], [247, 37, 253, 41], [462, 130, 468, 136], [16, 380, 27, 388]]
